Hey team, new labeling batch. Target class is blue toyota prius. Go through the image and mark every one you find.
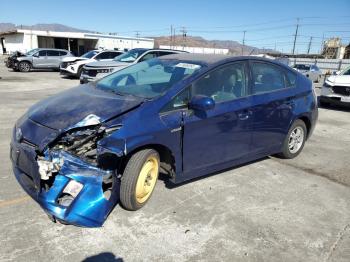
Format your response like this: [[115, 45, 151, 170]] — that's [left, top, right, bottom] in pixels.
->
[[10, 54, 318, 227]]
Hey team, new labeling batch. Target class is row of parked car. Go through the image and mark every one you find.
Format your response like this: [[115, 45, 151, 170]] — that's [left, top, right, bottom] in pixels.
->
[[3, 47, 350, 107], [4, 47, 186, 81]]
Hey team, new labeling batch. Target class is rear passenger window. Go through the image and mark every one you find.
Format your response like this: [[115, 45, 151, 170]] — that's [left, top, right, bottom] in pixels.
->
[[47, 50, 60, 56], [95, 52, 110, 60], [157, 51, 176, 57], [251, 62, 287, 94]]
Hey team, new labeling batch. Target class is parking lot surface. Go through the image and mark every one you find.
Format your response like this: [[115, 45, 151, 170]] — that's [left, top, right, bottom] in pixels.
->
[[0, 62, 349, 262]]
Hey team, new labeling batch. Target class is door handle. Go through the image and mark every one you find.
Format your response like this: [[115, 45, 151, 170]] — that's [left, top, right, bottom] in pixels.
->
[[285, 99, 295, 107], [238, 110, 251, 120]]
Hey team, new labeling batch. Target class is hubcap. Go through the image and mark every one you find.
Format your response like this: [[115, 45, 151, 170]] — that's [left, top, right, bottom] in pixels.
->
[[288, 126, 304, 154], [20, 63, 29, 71], [135, 156, 159, 204]]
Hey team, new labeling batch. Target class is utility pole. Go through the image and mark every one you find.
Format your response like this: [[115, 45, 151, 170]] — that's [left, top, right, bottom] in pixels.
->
[[180, 26, 187, 50], [242, 30, 246, 55], [307, 36, 313, 54], [320, 33, 325, 54], [170, 25, 173, 48], [135, 31, 140, 38], [173, 28, 176, 47], [292, 18, 299, 55]]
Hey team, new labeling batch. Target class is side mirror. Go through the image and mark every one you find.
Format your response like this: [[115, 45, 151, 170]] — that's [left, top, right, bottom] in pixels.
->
[[189, 95, 215, 111], [33, 53, 39, 58], [332, 71, 340, 75]]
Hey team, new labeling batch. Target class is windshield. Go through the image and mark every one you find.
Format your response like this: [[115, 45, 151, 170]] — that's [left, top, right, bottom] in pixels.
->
[[81, 50, 99, 59], [294, 64, 310, 70], [340, 66, 350, 75], [26, 48, 39, 56], [114, 49, 148, 63], [96, 58, 203, 98]]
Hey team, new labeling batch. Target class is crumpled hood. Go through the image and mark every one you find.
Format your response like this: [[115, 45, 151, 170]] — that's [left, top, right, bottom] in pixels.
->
[[85, 60, 130, 68], [326, 75, 350, 86], [27, 84, 143, 131]]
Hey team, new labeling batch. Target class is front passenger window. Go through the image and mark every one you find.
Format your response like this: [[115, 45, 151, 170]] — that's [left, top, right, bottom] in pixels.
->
[[191, 62, 248, 103], [139, 52, 157, 62], [161, 89, 190, 113], [38, 50, 46, 56]]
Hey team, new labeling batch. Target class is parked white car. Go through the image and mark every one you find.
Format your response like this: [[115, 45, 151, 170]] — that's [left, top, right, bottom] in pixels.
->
[[292, 64, 322, 82], [320, 66, 350, 106], [80, 48, 187, 84], [60, 50, 123, 78]]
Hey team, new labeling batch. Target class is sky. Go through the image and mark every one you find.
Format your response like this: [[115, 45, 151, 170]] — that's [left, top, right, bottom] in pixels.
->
[[1, 0, 350, 54]]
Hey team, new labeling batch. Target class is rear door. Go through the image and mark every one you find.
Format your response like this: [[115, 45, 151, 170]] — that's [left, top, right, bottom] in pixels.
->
[[248, 61, 297, 154], [46, 50, 61, 68]]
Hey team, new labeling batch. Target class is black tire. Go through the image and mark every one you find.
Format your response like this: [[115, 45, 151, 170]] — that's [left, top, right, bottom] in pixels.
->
[[278, 119, 307, 159], [18, 61, 31, 72], [77, 66, 83, 79], [120, 149, 160, 211], [319, 97, 330, 107]]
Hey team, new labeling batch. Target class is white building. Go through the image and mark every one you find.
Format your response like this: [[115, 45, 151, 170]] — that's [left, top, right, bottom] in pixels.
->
[[0, 29, 154, 55], [159, 45, 229, 55]]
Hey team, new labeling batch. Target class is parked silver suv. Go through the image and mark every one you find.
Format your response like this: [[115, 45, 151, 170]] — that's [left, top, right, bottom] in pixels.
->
[[12, 48, 73, 72], [80, 48, 187, 83]]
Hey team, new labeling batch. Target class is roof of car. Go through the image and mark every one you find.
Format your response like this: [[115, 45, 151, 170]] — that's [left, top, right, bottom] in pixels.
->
[[158, 53, 235, 65], [129, 48, 187, 53], [159, 53, 292, 69], [36, 48, 70, 52]]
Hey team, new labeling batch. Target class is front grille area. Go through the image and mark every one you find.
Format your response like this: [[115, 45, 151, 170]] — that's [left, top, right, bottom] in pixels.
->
[[332, 86, 350, 96], [60, 62, 68, 69], [83, 69, 98, 77]]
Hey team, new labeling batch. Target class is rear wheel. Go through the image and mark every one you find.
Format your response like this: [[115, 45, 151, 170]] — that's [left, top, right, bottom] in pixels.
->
[[278, 119, 307, 159], [18, 61, 31, 72], [120, 149, 160, 211]]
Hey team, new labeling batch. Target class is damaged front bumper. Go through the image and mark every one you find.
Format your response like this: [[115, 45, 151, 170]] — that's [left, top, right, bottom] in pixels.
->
[[10, 140, 120, 227]]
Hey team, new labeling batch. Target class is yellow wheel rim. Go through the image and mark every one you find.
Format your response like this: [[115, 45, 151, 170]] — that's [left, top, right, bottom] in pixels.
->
[[135, 156, 159, 204]]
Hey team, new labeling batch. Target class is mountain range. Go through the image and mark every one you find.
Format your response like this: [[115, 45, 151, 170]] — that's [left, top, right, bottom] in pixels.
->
[[0, 23, 274, 55], [0, 23, 93, 33]]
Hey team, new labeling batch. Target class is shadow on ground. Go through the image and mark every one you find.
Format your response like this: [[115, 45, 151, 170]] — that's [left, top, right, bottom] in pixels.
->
[[82, 252, 123, 262]]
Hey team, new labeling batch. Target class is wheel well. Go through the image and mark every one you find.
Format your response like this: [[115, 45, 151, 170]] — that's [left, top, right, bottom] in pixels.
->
[[20, 60, 32, 65], [119, 144, 176, 178], [298, 116, 311, 138]]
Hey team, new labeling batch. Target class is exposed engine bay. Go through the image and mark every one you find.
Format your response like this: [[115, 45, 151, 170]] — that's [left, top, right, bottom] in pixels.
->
[[52, 126, 102, 164]]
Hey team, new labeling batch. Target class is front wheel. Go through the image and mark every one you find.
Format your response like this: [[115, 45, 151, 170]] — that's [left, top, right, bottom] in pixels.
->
[[120, 149, 160, 211], [77, 66, 83, 79], [18, 61, 31, 72], [278, 119, 307, 159]]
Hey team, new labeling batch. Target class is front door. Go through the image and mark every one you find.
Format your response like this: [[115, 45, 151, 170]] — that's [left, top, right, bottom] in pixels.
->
[[32, 50, 48, 68], [182, 61, 253, 176]]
